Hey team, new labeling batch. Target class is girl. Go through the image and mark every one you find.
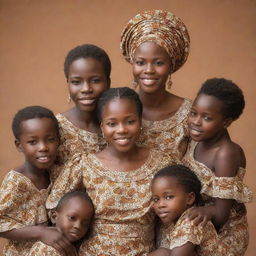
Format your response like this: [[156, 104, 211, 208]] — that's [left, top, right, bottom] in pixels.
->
[[51, 44, 111, 181], [0, 106, 75, 256], [46, 87, 176, 255], [29, 191, 94, 255], [150, 165, 218, 256], [120, 10, 192, 159], [182, 78, 252, 255]]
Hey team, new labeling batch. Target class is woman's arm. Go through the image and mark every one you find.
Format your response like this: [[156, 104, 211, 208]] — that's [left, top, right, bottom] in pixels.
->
[[149, 242, 195, 256]]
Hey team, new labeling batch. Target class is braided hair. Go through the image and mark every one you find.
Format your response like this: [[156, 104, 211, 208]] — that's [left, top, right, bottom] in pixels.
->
[[96, 87, 143, 122]]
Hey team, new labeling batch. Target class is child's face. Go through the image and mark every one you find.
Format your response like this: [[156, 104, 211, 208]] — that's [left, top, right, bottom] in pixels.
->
[[100, 98, 141, 153], [152, 176, 194, 226], [132, 41, 171, 94], [188, 94, 230, 142], [67, 57, 109, 112], [53, 197, 94, 242], [15, 118, 59, 170]]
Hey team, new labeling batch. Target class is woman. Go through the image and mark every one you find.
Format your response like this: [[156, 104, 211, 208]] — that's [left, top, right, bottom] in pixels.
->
[[120, 10, 191, 159]]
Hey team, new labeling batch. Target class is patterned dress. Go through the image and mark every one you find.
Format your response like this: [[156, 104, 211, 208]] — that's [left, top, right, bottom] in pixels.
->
[[29, 241, 61, 256], [51, 114, 106, 181], [159, 208, 218, 255], [0, 170, 50, 255], [137, 98, 192, 160], [182, 141, 253, 255], [46, 150, 174, 256]]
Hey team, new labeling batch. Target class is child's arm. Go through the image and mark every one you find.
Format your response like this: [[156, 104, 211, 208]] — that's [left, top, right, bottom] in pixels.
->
[[148, 243, 196, 256], [187, 145, 244, 229], [0, 225, 77, 256]]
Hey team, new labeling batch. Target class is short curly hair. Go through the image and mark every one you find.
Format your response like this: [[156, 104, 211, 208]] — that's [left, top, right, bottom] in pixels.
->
[[198, 78, 245, 120], [12, 105, 60, 140], [63, 44, 111, 83]]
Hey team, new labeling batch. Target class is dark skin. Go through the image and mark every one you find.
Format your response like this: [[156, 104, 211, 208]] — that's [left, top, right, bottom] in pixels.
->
[[0, 119, 77, 256], [187, 131, 245, 230], [187, 94, 246, 230], [63, 57, 110, 134], [96, 98, 150, 171], [132, 41, 185, 122], [148, 243, 196, 256]]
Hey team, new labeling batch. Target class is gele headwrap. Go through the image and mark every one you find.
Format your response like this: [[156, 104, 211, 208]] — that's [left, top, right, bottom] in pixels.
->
[[120, 10, 190, 73]]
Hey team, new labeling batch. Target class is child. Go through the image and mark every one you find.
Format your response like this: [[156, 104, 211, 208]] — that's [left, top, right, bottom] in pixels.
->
[[29, 191, 94, 255], [182, 78, 253, 255], [150, 165, 219, 256], [46, 87, 176, 255], [120, 10, 192, 159], [0, 106, 75, 256], [52, 44, 111, 181]]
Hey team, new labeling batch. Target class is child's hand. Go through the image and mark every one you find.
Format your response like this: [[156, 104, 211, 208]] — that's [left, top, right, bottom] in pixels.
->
[[38, 226, 77, 256], [185, 206, 213, 226]]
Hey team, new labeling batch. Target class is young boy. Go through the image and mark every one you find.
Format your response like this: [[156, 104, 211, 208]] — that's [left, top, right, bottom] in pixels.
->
[[0, 106, 76, 256]]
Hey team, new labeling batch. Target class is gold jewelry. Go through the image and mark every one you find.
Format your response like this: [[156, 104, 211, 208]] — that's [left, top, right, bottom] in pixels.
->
[[165, 75, 172, 92], [67, 94, 71, 103], [132, 79, 139, 89]]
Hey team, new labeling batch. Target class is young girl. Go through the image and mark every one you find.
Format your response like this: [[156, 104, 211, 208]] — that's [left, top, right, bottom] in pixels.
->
[[182, 78, 253, 255], [46, 87, 176, 255], [150, 165, 219, 256], [0, 106, 75, 256], [120, 10, 192, 159], [29, 191, 94, 255], [51, 44, 111, 181]]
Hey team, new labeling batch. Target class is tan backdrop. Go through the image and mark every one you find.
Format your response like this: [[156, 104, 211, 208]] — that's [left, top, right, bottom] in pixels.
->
[[0, 0, 255, 254]]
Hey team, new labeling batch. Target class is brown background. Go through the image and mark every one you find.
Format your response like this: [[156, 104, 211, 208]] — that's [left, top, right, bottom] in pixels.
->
[[0, 0, 255, 254]]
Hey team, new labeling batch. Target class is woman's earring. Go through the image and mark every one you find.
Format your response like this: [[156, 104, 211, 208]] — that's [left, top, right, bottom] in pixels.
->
[[165, 75, 172, 92], [132, 79, 139, 89], [67, 94, 71, 103]]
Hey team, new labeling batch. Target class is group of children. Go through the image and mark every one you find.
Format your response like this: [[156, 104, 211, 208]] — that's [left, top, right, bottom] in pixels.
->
[[0, 9, 253, 256]]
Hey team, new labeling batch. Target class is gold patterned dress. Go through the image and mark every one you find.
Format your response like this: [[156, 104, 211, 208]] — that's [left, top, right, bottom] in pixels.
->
[[182, 141, 253, 255], [0, 170, 50, 255], [159, 208, 218, 255], [29, 241, 61, 256], [137, 98, 192, 160], [51, 114, 106, 181], [46, 149, 173, 256]]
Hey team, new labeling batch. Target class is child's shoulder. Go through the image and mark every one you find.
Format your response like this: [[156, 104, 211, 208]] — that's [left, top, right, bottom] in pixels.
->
[[215, 140, 246, 176]]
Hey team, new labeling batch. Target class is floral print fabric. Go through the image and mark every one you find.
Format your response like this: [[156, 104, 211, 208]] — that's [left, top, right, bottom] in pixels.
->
[[46, 150, 174, 255], [0, 170, 50, 255], [159, 208, 218, 255], [137, 98, 192, 160], [182, 141, 253, 255], [29, 241, 61, 256], [51, 114, 106, 181]]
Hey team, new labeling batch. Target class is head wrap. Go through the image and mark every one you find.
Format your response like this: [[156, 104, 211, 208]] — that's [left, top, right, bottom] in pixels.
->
[[120, 10, 190, 73]]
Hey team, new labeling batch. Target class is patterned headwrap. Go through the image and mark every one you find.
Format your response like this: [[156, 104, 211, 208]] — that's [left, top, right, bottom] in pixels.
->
[[120, 10, 190, 73]]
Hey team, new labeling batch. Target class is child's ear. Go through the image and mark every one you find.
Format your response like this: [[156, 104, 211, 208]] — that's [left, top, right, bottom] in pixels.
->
[[50, 210, 58, 225], [15, 139, 23, 152], [187, 192, 195, 206], [224, 118, 233, 128]]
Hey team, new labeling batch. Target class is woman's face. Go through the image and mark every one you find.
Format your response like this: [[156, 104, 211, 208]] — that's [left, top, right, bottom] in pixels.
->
[[100, 98, 141, 153], [132, 41, 172, 94], [67, 57, 109, 113]]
